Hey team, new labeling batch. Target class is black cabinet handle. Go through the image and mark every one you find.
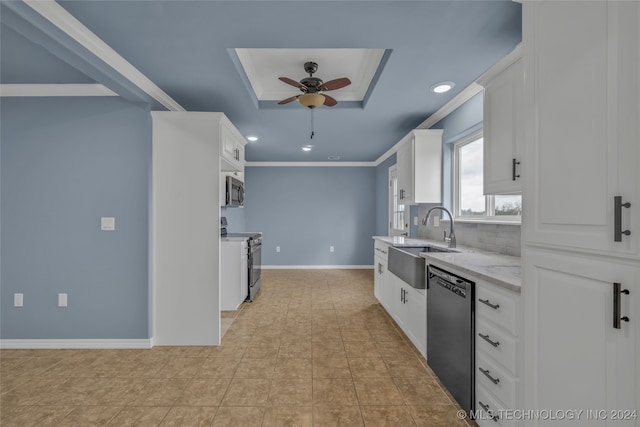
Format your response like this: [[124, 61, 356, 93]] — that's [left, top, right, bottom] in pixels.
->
[[479, 367, 500, 385], [613, 282, 631, 329], [512, 158, 521, 181], [478, 401, 499, 422], [614, 196, 631, 242], [479, 298, 500, 310], [479, 333, 500, 348]]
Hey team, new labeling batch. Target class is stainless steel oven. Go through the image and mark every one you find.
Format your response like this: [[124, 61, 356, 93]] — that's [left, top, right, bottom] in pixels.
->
[[247, 236, 261, 301]]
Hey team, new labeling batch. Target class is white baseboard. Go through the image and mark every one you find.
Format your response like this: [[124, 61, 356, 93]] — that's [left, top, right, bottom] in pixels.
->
[[0, 339, 153, 349], [262, 265, 374, 270]]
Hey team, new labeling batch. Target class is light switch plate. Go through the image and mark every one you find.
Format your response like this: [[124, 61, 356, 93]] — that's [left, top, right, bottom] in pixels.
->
[[434, 216, 440, 227], [101, 217, 115, 231], [58, 293, 68, 307], [14, 293, 23, 307], [414, 217, 418, 226]]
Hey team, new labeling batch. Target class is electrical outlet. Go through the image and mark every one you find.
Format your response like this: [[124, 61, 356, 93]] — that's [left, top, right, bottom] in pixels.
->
[[330, 246, 334, 252], [434, 216, 440, 227], [14, 293, 23, 307], [276, 246, 281, 253], [58, 293, 68, 307], [414, 217, 418, 226]]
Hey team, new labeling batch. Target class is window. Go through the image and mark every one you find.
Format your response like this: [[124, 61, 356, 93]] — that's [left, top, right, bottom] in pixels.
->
[[454, 133, 521, 221], [389, 165, 406, 235]]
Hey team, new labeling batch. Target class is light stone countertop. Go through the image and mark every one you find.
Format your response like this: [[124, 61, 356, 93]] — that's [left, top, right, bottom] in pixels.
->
[[372, 235, 521, 292]]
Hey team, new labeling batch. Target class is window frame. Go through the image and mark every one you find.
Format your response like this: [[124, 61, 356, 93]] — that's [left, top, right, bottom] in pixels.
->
[[453, 130, 521, 224]]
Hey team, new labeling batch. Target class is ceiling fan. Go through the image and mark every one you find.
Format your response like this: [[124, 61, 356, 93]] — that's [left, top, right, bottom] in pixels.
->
[[278, 62, 351, 108]]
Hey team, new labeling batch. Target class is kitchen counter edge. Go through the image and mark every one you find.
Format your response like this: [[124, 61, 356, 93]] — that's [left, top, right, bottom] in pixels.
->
[[372, 236, 521, 293]]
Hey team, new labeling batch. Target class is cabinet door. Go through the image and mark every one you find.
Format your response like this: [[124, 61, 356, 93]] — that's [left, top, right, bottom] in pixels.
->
[[374, 256, 385, 302], [483, 59, 523, 195], [220, 121, 244, 172], [404, 286, 426, 357], [522, 249, 638, 424], [396, 139, 414, 204], [523, 1, 640, 259]]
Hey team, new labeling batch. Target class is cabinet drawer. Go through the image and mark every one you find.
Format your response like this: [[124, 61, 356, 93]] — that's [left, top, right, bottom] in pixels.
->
[[476, 284, 518, 336], [374, 241, 390, 256], [476, 352, 517, 409], [476, 383, 517, 427], [476, 321, 517, 376]]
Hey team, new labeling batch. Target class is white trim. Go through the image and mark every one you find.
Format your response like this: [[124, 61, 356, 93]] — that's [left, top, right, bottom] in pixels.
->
[[0, 339, 153, 349], [0, 84, 117, 97], [23, 0, 184, 111], [475, 43, 523, 87], [245, 162, 375, 167], [373, 82, 483, 166], [415, 82, 484, 131], [262, 265, 373, 270]]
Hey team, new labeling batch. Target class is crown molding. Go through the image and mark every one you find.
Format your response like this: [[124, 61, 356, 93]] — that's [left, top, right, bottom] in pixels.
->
[[23, 0, 184, 111], [0, 84, 117, 97], [245, 161, 376, 167]]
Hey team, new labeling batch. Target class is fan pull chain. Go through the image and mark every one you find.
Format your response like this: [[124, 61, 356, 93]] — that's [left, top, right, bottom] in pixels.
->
[[310, 108, 315, 139]]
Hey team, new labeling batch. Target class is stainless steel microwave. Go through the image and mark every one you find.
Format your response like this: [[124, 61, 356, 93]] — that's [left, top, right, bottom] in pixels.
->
[[225, 175, 244, 207]]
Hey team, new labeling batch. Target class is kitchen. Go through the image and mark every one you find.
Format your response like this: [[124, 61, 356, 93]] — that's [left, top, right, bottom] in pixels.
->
[[1, 1, 639, 426]]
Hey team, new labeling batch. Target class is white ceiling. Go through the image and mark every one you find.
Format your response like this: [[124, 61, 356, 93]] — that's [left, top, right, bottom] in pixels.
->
[[235, 48, 386, 102]]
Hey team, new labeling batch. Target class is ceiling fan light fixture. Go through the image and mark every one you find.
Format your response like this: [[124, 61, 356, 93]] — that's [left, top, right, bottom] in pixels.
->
[[298, 93, 325, 109]]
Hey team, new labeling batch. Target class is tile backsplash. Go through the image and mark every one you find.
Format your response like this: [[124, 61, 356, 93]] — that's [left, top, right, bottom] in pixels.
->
[[416, 204, 521, 257]]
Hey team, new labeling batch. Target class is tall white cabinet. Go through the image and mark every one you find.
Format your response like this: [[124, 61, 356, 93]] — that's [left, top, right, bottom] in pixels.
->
[[521, 1, 640, 424], [152, 112, 243, 346]]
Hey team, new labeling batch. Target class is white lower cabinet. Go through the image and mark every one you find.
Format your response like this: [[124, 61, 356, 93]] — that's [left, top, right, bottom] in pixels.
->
[[386, 272, 427, 358], [372, 240, 426, 358], [522, 249, 638, 426], [220, 239, 248, 311], [374, 241, 390, 304], [475, 278, 520, 426]]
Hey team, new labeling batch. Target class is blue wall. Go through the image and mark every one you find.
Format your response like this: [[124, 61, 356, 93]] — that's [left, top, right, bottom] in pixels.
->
[[1, 97, 151, 339], [244, 166, 376, 266], [221, 207, 246, 232]]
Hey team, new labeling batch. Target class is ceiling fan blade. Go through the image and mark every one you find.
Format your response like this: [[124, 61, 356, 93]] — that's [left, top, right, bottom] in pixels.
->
[[323, 94, 337, 107], [277, 95, 299, 105], [278, 77, 306, 90], [319, 77, 351, 91]]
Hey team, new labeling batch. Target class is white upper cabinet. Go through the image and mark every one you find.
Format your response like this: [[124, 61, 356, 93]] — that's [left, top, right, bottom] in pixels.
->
[[522, 0, 639, 259], [480, 54, 524, 195], [396, 129, 443, 205], [220, 117, 246, 172]]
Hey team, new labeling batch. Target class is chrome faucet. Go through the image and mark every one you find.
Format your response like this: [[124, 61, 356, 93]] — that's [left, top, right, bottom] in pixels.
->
[[422, 206, 456, 248]]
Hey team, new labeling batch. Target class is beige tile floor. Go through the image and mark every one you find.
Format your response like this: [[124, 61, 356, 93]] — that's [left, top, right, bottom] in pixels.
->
[[0, 269, 474, 426]]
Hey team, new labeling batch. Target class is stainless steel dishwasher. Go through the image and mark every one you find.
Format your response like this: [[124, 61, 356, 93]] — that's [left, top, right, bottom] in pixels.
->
[[427, 264, 475, 416]]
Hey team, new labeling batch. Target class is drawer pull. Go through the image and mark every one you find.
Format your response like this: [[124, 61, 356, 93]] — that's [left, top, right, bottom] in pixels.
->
[[479, 367, 500, 385], [479, 401, 500, 422], [479, 298, 500, 310], [479, 333, 500, 348]]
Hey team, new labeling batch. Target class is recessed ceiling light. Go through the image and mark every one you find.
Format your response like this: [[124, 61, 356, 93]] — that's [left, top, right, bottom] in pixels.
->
[[302, 146, 313, 152], [430, 81, 455, 93], [247, 135, 259, 142]]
